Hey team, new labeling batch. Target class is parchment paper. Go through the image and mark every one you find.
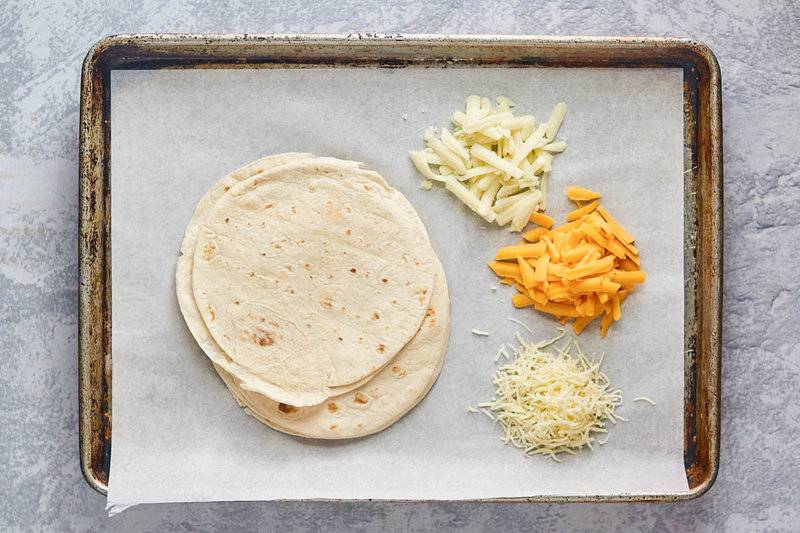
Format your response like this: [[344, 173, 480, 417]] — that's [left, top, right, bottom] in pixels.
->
[[108, 66, 688, 513]]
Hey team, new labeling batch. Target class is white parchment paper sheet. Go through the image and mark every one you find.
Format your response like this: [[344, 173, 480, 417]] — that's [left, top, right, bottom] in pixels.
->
[[108, 67, 688, 512]]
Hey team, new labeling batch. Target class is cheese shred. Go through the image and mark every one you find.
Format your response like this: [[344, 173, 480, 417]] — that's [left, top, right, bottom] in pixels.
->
[[474, 334, 624, 460]]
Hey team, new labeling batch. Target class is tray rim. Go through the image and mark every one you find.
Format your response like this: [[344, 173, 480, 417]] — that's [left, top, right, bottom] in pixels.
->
[[78, 33, 722, 502]]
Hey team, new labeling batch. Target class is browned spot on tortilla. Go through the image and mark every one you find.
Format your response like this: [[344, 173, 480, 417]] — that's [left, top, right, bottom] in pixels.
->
[[278, 403, 297, 414], [377, 343, 386, 353], [365, 271, 371, 277], [428, 318, 437, 328], [273, 242, 283, 250], [345, 228, 352, 236], [345, 206, 352, 213], [391, 298, 398, 305], [371, 312, 380, 320], [392, 365, 401, 373], [223, 186, 230, 192], [285, 287, 295, 295], [201, 241, 216, 260], [354, 392, 369, 404], [357, 336, 364, 343], [423, 288, 428, 295], [329, 424, 337, 430], [337, 336, 343, 341], [304, 263, 311, 270], [381, 277, 388, 283], [261, 252, 267, 256], [356, 423, 363, 429], [328, 274, 333, 279], [207, 305, 216, 321], [269, 320, 280, 328], [265, 203, 273, 209], [405, 281, 410, 286], [224, 217, 230, 223], [234, 300, 240, 305], [418, 296, 426, 304], [327, 402, 338, 413], [249, 271, 255, 277], [321, 296, 333, 309], [286, 265, 294, 272], [426, 307, 435, 317], [350, 268, 357, 273], [250, 327, 275, 347], [261, 221, 266, 228], [291, 206, 297, 214]]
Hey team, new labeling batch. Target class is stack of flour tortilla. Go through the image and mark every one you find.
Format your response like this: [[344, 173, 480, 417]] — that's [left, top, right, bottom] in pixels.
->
[[176, 154, 449, 439]]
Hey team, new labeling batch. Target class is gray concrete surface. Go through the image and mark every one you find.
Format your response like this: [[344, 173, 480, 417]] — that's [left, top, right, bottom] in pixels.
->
[[1, 0, 798, 531]]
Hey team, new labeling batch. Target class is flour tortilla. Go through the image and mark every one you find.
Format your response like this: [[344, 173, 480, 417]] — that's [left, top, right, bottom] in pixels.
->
[[218, 257, 449, 439], [176, 154, 382, 402], [191, 159, 438, 406]]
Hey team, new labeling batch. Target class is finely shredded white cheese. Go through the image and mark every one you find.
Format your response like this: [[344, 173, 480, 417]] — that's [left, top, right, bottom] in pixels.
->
[[633, 396, 657, 406], [506, 317, 532, 333], [471, 329, 490, 336], [473, 334, 624, 461], [410, 95, 568, 231]]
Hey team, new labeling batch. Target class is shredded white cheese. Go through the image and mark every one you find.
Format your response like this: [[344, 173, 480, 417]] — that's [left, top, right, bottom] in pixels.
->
[[410, 96, 568, 231], [471, 329, 490, 336], [474, 334, 623, 461]]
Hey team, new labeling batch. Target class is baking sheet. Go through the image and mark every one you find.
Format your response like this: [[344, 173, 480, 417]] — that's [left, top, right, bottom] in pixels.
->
[[107, 66, 688, 512]]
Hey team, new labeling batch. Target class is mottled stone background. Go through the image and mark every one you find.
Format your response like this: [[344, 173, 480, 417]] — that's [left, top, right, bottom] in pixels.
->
[[1, 1, 798, 531]]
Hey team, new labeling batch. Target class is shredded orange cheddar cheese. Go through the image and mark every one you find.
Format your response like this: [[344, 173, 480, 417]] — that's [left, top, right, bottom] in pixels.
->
[[487, 188, 645, 337], [529, 212, 555, 229]]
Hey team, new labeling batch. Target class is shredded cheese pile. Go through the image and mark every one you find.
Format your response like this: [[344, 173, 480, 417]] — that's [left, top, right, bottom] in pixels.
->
[[488, 187, 645, 337], [477, 333, 623, 461], [410, 96, 568, 231]]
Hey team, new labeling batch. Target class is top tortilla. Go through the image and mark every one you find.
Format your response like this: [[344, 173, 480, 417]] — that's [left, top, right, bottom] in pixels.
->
[[176, 154, 386, 402], [191, 158, 437, 405]]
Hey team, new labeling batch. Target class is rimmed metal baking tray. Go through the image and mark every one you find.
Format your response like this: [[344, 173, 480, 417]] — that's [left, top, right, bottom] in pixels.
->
[[79, 33, 722, 501]]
